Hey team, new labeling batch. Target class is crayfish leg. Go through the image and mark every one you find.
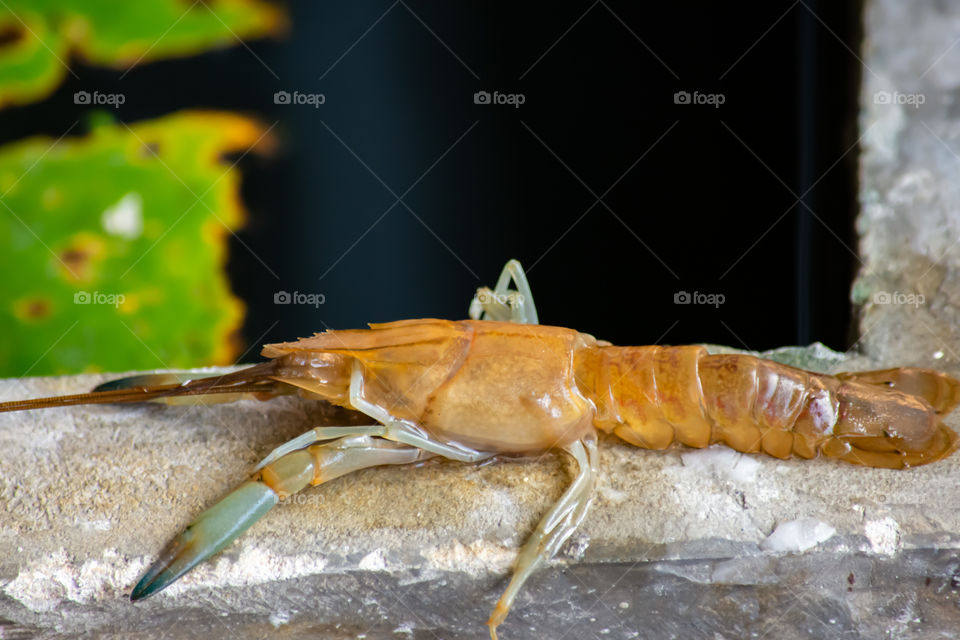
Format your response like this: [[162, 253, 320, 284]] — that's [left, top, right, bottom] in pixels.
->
[[486, 435, 598, 640], [254, 424, 387, 470], [130, 429, 431, 600], [469, 259, 538, 324]]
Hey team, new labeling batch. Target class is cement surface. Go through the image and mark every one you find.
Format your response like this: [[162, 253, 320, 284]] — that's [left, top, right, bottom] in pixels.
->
[[2, 353, 960, 638]]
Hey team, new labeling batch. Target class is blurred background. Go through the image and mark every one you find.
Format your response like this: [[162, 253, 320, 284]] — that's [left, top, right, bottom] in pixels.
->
[[0, 0, 864, 376]]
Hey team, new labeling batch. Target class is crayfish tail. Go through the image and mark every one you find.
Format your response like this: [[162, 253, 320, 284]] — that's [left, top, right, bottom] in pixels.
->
[[833, 421, 958, 469], [592, 346, 960, 469], [836, 367, 960, 416]]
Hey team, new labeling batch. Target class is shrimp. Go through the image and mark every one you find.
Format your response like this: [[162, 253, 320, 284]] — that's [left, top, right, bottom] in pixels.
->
[[1, 259, 958, 639]]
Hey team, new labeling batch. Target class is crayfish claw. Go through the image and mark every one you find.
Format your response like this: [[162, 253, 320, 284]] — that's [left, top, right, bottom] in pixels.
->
[[130, 480, 277, 600]]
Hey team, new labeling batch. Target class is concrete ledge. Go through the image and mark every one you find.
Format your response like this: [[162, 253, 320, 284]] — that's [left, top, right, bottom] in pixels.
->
[[3, 356, 960, 639]]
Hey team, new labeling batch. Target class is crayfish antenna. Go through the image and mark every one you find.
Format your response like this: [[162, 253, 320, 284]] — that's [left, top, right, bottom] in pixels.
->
[[0, 362, 283, 414]]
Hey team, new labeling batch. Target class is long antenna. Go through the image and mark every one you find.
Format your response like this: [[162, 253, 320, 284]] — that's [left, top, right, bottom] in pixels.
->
[[0, 362, 279, 414]]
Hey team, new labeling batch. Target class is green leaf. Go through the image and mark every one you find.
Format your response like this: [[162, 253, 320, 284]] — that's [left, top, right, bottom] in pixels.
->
[[0, 0, 284, 107], [0, 111, 269, 375]]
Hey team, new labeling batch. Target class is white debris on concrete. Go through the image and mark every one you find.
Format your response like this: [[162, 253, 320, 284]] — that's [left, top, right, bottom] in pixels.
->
[[864, 516, 901, 555], [358, 548, 387, 571], [761, 519, 837, 553], [679, 445, 761, 484], [268, 610, 290, 628]]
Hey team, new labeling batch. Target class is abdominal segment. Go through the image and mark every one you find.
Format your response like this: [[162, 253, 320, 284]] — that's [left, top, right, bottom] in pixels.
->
[[587, 346, 959, 468]]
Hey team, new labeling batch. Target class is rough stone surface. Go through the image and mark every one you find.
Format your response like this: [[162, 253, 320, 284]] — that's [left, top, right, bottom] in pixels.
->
[[3, 348, 960, 639], [856, 0, 960, 371]]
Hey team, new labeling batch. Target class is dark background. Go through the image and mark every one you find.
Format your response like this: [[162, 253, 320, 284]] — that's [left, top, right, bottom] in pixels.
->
[[0, 0, 864, 357]]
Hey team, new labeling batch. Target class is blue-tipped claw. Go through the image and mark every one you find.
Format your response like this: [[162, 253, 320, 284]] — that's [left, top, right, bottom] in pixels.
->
[[130, 480, 278, 601]]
